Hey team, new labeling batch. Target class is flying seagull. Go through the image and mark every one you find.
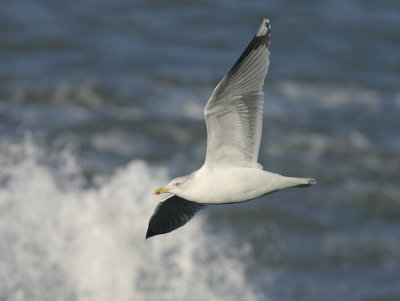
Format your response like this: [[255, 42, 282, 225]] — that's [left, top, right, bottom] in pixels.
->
[[146, 18, 316, 239]]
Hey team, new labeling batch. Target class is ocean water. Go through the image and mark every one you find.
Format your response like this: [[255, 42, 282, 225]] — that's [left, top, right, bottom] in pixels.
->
[[0, 0, 400, 300]]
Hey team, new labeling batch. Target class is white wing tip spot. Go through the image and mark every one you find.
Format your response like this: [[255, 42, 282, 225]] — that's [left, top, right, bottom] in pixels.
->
[[256, 18, 270, 37]]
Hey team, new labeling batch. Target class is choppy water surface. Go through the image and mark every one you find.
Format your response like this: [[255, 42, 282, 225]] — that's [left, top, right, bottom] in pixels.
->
[[0, 1, 399, 300]]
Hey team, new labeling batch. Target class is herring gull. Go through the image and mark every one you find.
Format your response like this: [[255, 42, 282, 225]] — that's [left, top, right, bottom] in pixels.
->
[[146, 18, 316, 239]]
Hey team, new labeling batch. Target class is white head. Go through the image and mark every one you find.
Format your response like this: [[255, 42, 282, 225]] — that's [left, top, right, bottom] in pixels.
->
[[154, 174, 193, 195]]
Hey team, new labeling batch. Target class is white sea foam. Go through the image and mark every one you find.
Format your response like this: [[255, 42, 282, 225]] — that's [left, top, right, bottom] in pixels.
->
[[0, 138, 262, 301], [276, 81, 381, 108]]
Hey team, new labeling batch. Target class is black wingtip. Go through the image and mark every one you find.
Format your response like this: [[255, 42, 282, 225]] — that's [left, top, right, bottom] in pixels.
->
[[146, 228, 156, 239], [227, 19, 270, 77]]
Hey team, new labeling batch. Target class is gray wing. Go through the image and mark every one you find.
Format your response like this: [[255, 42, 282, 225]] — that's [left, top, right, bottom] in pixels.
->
[[146, 194, 206, 239], [204, 18, 271, 168]]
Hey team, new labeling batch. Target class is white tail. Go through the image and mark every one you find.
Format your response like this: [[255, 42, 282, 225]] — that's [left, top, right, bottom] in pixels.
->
[[284, 176, 316, 188]]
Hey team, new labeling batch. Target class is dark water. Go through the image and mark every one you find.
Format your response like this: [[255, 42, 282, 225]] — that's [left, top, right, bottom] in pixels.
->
[[1, 1, 399, 300]]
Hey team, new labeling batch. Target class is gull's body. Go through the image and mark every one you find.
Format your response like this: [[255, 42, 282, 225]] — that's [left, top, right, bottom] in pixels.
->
[[174, 167, 311, 205], [146, 19, 316, 239]]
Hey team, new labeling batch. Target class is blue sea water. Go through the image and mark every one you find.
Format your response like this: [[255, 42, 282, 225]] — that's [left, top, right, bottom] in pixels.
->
[[0, 0, 399, 300]]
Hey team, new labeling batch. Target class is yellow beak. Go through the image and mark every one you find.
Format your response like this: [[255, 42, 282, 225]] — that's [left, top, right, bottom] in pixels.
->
[[154, 187, 170, 195]]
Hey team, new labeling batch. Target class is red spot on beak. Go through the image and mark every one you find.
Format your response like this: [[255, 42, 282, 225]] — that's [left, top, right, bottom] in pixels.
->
[[155, 191, 160, 195]]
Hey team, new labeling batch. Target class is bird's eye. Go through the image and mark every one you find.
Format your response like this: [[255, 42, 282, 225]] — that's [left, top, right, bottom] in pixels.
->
[[175, 182, 182, 187]]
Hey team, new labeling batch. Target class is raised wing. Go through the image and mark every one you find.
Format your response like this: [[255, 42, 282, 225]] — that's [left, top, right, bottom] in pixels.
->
[[204, 19, 271, 168], [146, 194, 206, 238]]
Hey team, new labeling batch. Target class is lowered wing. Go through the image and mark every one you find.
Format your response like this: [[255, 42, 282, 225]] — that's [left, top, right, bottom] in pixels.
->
[[146, 194, 206, 238]]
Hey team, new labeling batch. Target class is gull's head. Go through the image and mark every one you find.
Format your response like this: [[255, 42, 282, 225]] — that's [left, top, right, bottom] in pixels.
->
[[154, 175, 192, 195]]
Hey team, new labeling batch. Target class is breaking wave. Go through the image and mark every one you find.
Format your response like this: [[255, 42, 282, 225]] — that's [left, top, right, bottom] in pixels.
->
[[0, 138, 262, 301]]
